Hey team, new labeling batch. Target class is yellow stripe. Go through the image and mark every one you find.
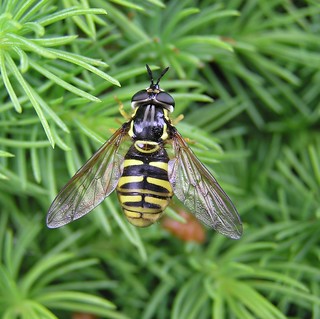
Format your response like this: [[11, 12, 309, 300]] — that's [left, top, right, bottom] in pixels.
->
[[160, 123, 168, 141], [122, 204, 162, 213], [125, 214, 155, 227], [118, 176, 144, 187], [123, 210, 141, 218], [134, 141, 160, 153], [117, 188, 170, 197], [142, 212, 162, 221], [163, 109, 169, 120], [145, 196, 169, 207], [128, 120, 134, 138], [149, 161, 168, 171], [124, 159, 143, 167], [147, 177, 172, 191], [119, 195, 142, 203]]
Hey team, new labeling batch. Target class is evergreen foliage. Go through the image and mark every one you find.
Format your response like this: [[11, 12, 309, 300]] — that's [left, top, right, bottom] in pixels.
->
[[0, 1, 319, 318]]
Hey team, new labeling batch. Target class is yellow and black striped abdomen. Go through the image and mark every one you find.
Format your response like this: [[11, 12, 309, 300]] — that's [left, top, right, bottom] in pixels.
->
[[116, 143, 173, 227]]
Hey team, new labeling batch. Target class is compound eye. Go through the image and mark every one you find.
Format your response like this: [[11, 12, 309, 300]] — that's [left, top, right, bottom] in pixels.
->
[[131, 90, 149, 103], [157, 92, 175, 108]]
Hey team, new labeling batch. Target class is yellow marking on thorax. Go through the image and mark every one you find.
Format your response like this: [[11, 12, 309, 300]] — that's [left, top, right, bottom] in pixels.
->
[[163, 109, 169, 120], [160, 123, 168, 141], [128, 120, 134, 138], [128, 107, 139, 138], [161, 109, 170, 140], [131, 107, 139, 117]]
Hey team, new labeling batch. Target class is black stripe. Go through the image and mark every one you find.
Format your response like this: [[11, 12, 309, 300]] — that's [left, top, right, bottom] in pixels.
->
[[118, 190, 171, 199], [122, 164, 168, 179], [124, 200, 160, 209], [119, 179, 171, 194]]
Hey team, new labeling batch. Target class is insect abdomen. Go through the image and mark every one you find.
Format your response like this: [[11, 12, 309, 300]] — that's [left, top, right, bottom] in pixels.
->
[[116, 145, 173, 227]]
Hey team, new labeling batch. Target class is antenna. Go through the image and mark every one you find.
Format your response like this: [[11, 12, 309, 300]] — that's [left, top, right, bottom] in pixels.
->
[[156, 66, 169, 85], [146, 64, 154, 86], [145, 65, 170, 86]]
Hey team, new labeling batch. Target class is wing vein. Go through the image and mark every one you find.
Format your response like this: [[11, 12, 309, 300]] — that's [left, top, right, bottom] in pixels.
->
[[168, 129, 242, 239], [46, 125, 129, 228]]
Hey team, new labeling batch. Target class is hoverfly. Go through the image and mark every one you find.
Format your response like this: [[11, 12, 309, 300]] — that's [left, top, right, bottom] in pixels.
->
[[47, 65, 242, 239]]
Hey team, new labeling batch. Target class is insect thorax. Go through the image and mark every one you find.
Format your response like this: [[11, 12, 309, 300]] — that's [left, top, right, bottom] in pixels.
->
[[128, 104, 170, 142]]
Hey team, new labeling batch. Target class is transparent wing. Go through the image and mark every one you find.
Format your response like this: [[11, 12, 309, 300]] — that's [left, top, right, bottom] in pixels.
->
[[47, 125, 129, 228], [168, 129, 242, 239]]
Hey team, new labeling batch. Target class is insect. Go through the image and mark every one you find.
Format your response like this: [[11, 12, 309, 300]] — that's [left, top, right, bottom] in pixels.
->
[[47, 65, 242, 239]]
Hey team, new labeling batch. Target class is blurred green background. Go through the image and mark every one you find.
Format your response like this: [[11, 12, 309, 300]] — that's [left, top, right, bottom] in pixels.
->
[[0, 1, 320, 318]]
